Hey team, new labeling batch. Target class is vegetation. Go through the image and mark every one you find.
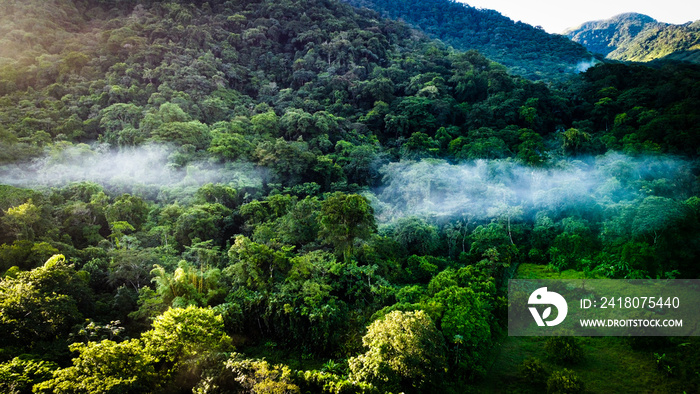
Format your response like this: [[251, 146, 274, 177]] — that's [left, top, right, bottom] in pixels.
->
[[0, 0, 699, 393], [342, 0, 593, 82], [565, 13, 700, 63]]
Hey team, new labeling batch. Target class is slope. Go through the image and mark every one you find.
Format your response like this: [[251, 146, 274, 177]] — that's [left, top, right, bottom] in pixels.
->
[[341, 0, 593, 82], [565, 13, 700, 63]]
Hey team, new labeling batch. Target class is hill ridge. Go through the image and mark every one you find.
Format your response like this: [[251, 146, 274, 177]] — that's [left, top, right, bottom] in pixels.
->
[[341, 0, 593, 82], [565, 13, 700, 63]]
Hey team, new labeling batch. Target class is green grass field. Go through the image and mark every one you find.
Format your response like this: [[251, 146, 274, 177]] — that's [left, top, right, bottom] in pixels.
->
[[477, 264, 687, 393]]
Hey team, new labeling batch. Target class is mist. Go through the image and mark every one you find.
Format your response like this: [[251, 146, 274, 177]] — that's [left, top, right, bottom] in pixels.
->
[[574, 58, 599, 73], [371, 153, 697, 224], [0, 143, 263, 199]]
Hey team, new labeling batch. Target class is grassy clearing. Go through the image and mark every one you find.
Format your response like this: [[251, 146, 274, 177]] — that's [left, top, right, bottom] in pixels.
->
[[477, 263, 680, 393]]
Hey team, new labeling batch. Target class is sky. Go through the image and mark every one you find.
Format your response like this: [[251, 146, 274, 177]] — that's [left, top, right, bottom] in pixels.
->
[[459, 0, 700, 34]]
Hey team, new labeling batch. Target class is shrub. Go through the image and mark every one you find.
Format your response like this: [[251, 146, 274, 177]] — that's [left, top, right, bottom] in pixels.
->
[[546, 368, 584, 394], [518, 357, 548, 386], [545, 336, 584, 365]]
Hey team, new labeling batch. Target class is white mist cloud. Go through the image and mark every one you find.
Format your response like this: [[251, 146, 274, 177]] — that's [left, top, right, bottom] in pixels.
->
[[0, 144, 263, 198], [574, 58, 599, 73], [372, 153, 695, 223]]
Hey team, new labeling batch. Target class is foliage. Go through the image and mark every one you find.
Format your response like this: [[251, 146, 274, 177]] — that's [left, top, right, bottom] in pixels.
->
[[0, 254, 92, 351], [0, 0, 698, 392], [319, 192, 376, 260], [546, 368, 585, 394], [545, 336, 585, 365], [348, 310, 446, 393], [34, 339, 157, 394], [342, 0, 591, 82], [565, 13, 700, 63], [0, 356, 57, 394], [518, 357, 548, 387]]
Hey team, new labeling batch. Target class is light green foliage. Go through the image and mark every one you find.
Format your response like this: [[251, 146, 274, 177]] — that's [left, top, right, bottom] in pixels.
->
[[518, 357, 548, 386], [349, 310, 446, 393], [34, 339, 156, 394], [208, 125, 255, 161], [0, 255, 91, 349], [0, 356, 57, 394], [429, 286, 490, 365], [2, 199, 41, 240], [151, 120, 211, 149], [151, 260, 224, 308], [142, 306, 232, 365], [220, 354, 300, 394]]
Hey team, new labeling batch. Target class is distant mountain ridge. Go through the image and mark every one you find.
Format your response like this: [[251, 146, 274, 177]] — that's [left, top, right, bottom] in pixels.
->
[[341, 0, 593, 82], [565, 13, 700, 63]]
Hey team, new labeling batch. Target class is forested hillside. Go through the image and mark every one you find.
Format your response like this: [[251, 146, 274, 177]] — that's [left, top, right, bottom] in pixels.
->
[[0, 0, 699, 393], [341, 0, 594, 82], [565, 13, 700, 63]]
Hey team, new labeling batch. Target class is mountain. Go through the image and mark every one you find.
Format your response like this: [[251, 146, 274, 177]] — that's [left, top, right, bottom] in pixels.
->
[[341, 0, 593, 82], [565, 13, 700, 63]]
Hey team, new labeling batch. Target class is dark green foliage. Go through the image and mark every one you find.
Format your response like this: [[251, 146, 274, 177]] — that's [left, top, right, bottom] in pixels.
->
[[342, 0, 592, 82], [519, 357, 548, 387], [545, 336, 584, 365], [546, 368, 585, 394]]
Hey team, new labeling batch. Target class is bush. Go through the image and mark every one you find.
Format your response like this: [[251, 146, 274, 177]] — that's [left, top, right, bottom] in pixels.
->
[[546, 368, 584, 394], [518, 357, 548, 386], [545, 336, 584, 365]]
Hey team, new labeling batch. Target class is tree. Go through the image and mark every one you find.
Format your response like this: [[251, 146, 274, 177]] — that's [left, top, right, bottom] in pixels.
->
[[561, 128, 591, 156], [388, 216, 440, 256], [546, 368, 584, 394], [174, 203, 232, 248], [99, 103, 143, 144], [151, 120, 211, 149], [141, 305, 233, 391], [349, 310, 446, 393], [319, 192, 376, 261], [226, 235, 289, 291], [0, 255, 92, 350], [142, 306, 232, 364], [0, 356, 57, 394], [429, 286, 491, 379], [2, 199, 41, 240], [33, 339, 156, 394]]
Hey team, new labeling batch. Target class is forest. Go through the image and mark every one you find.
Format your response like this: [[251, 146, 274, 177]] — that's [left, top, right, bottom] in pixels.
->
[[0, 0, 699, 393], [342, 0, 594, 81]]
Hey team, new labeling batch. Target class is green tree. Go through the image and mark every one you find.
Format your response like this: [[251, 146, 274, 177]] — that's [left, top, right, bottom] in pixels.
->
[[0, 255, 92, 350], [387, 216, 440, 256], [34, 339, 156, 394], [2, 199, 41, 240], [151, 120, 211, 149], [0, 356, 57, 394], [429, 286, 491, 379], [319, 192, 376, 261], [349, 310, 446, 393]]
